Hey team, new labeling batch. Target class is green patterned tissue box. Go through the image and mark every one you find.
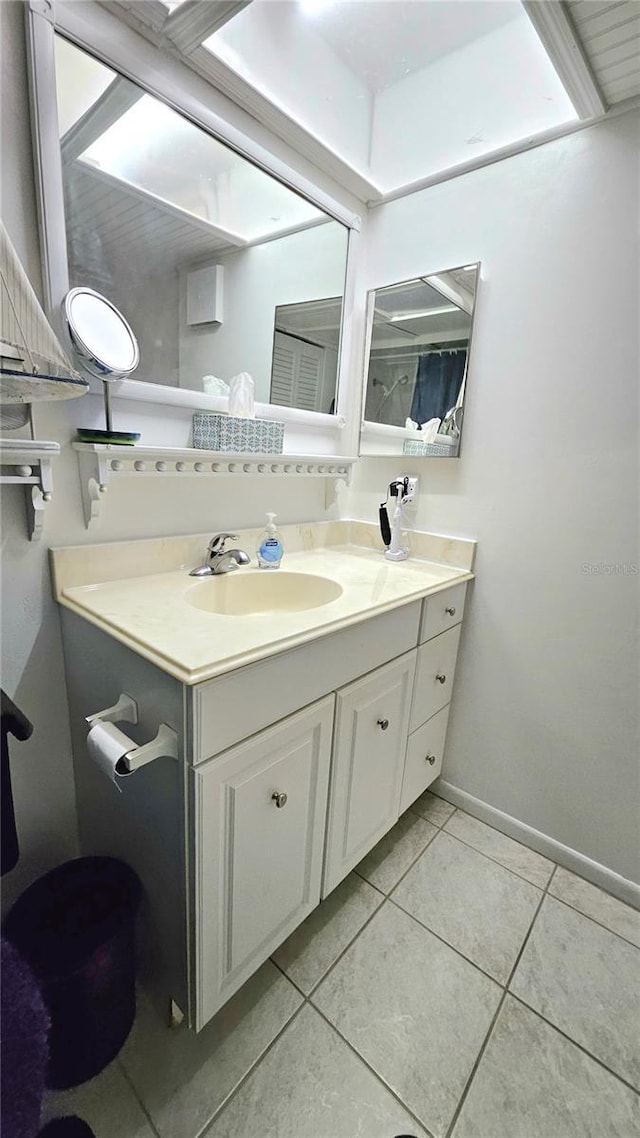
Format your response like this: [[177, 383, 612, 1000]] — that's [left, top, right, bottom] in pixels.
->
[[192, 413, 284, 454]]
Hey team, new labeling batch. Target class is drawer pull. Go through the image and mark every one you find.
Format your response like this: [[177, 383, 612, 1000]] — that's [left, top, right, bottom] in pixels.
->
[[435, 673, 447, 684], [445, 606, 456, 616], [376, 718, 390, 731], [271, 791, 288, 809], [425, 753, 436, 766]]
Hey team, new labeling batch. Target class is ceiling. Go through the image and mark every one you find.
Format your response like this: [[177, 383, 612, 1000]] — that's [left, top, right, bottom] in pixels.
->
[[96, 0, 640, 203], [567, 0, 640, 104], [284, 0, 523, 94]]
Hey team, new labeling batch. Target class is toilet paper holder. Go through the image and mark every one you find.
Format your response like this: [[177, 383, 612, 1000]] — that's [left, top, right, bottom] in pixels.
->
[[86, 693, 178, 773]]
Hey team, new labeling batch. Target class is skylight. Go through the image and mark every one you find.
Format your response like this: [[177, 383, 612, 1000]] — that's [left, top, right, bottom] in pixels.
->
[[203, 0, 579, 193]]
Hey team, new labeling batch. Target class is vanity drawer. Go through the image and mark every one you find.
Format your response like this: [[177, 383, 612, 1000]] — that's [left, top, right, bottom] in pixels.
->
[[410, 624, 461, 732], [192, 602, 421, 763], [399, 705, 450, 815], [420, 582, 467, 643]]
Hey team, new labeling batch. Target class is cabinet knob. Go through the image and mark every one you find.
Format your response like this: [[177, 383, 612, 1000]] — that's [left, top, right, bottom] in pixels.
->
[[435, 673, 447, 684], [445, 606, 456, 616], [271, 791, 288, 809], [425, 754, 436, 765], [376, 718, 390, 731]]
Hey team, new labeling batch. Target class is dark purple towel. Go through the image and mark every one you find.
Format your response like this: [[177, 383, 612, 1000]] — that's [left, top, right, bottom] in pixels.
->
[[1, 936, 50, 1137]]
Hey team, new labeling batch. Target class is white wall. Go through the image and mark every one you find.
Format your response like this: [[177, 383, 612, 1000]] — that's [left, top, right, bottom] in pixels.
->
[[346, 113, 640, 885], [0, 1, 337, 912], [179, 222, 348, 400]]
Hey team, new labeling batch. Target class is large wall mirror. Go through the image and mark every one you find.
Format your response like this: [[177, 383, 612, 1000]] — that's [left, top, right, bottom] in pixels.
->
[[360, 264, 479, 457], [53, 34, 348, 414], [26, 5, 360, 454]]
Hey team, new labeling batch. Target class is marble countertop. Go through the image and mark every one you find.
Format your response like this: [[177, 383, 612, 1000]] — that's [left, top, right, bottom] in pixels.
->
[[51, 522, 475, 685]]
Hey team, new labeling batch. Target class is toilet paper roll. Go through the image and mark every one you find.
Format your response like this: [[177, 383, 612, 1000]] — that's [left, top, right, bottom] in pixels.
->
[[86, 721, 135, 792]]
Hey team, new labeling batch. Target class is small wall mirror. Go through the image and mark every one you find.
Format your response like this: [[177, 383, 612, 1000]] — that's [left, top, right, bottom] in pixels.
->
[[361, 263, 480, 457]]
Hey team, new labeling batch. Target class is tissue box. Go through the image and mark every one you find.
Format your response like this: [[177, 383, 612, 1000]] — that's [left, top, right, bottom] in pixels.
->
[[403, 436, 459, 457], [193, 413, 284, 454]]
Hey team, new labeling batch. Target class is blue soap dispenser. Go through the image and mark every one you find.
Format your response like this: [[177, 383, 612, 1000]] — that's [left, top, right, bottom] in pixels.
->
[[257, 512, 284, 570]]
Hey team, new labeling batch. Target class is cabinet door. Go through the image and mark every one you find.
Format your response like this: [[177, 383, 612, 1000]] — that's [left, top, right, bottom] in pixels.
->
[[193, 696, 333, 1028], [323, 653, 415, 897]]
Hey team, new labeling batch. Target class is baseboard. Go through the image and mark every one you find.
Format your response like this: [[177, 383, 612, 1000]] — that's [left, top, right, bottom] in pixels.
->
[[435, 779, 640, 911]]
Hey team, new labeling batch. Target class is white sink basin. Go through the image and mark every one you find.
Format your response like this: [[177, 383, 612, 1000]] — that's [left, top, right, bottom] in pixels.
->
[[186, 571, 343, 616]]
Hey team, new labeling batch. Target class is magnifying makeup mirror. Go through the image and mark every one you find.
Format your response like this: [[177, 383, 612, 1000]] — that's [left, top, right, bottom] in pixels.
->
[[64, 287, 140, 444]]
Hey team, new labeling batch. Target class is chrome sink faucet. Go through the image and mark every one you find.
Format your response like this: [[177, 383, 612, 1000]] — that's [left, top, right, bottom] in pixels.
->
[[189, 533, 251, 577]]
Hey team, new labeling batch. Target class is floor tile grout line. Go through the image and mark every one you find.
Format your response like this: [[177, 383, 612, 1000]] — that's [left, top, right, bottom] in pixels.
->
[[503, 868, 552, 990], [549, 862, 640, 912], [444, 809, 557, 861], [437, 804, 640, 916], [437, 825, 555, 891], [444, 858, 557, 1136], [353, 819, 439, 897], [407, 801, 457, 829], [116, 1056, 163, 1138], [378, 822, 452, 898], [386, 893, 514, 990], [508, 991, 640, 1098], [198, 1001, 309, 1137], [443, 989, 509, 1138], [303, 890, 388, 1000], [269, 952, 309, 998], [546, 888, 640, 951], [310, 999, 437, 1138]]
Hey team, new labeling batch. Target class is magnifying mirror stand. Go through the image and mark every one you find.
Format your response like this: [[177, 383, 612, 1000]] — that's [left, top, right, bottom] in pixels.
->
[[74, 379, 140, 446], [64, 287, 141, 445]]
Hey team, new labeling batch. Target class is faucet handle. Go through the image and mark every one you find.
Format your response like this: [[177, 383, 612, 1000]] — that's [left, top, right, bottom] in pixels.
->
[[208, 533, 238, 553]]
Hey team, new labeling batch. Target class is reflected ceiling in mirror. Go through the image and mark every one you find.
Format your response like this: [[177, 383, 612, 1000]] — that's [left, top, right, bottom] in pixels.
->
[[53, 35, 349, 411], [362, 264, 479, 458]]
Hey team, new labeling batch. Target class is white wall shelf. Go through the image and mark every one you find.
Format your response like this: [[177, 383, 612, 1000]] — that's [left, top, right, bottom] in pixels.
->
[[0, 439, 60, 541], [73, 442, 356, 529]]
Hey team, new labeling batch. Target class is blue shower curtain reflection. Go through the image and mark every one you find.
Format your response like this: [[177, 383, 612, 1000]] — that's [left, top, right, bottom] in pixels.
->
[[410, 348, 467, 425]]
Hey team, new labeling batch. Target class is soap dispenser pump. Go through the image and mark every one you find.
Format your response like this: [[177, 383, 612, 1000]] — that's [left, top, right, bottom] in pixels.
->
[[256, 512, 284, 570]]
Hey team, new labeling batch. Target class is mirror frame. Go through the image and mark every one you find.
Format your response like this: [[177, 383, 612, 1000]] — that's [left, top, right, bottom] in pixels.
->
[[359, 263, 481, 457], [25, 0, 362, 455]]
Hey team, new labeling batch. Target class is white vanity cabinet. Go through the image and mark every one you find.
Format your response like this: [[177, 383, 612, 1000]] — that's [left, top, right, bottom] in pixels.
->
[[59, 580, 468, 1032]]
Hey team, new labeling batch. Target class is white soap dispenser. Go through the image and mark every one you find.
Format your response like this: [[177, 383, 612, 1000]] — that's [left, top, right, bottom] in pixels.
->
[[256, 512, 284, 570]]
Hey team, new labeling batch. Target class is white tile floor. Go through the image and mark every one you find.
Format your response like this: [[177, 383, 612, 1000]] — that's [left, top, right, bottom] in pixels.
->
[[43, 793, 640, 1138]]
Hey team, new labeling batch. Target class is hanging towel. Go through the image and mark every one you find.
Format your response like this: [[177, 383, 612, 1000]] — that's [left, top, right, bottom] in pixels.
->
[[1, 689, 33, 875]]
